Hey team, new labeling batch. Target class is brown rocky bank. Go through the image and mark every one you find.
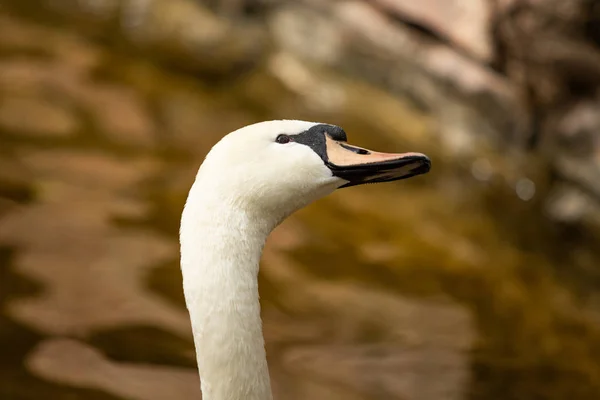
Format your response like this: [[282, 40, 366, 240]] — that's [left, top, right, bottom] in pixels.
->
[[0, 1, 600, 399]]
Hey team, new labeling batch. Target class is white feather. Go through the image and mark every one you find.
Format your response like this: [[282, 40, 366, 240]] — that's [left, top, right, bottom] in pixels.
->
[[180, 120, 346, 400]]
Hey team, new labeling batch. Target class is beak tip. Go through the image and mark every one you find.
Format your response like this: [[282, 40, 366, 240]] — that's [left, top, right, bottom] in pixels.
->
[[411, 154, 431, 176], [423, 156, 432, 171]]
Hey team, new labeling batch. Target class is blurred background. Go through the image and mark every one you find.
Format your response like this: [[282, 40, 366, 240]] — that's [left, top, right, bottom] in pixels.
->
[[1, 0, 600, 399]]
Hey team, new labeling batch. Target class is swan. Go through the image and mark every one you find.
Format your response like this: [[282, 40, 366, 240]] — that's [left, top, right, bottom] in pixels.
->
[[179, 120, 431, 400]]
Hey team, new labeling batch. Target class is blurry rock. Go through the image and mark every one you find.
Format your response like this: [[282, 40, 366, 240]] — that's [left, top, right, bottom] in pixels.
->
[[371, 0, 493, 61], [542, 104, 600, 228], [41, 0, 267, 76], [269, 2, 526, 156], [495, 0, 600, 119], [546, 100, 600, 206], [545, 183, 600, 225], [266, 52, 347, 114], [496, 0, 591, 35], [553, 154, 600, 203], [492, 0, 600, 232], [542, 99, 600, 216], [127, 0, 237, 71], [555, 100, 600, 158], [0, 97, 78, 138]]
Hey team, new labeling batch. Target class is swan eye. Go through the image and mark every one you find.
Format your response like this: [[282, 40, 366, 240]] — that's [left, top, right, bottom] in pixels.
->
[[275, 134, 291, 144]]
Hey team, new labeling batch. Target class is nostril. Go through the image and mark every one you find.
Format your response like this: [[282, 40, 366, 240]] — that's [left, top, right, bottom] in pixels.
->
[[340, 143, 371, 155]]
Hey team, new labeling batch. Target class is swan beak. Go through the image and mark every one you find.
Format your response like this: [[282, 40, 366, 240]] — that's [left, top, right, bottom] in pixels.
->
[[324, 136, 431, 188]]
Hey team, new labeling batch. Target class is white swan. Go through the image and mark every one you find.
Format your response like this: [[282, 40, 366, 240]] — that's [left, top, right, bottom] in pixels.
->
[[180, 120, 430, 400]]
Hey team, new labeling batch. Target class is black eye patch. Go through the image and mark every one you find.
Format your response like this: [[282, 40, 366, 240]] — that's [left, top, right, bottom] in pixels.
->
[[285, 124, 345, 162]]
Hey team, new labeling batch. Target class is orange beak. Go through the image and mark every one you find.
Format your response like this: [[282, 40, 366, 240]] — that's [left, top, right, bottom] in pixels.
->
[[324, 135, 431, 188]]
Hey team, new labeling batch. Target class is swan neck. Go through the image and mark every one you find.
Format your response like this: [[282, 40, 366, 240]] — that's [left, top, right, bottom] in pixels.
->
[[180, 183, 275, 400]]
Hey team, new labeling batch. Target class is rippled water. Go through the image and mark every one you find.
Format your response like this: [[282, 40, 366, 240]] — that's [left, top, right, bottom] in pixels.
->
[[1, 5, 600, 400]]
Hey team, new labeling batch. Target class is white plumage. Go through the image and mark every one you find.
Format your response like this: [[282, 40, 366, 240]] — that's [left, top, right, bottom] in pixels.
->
[[179, 120, 430, 400]]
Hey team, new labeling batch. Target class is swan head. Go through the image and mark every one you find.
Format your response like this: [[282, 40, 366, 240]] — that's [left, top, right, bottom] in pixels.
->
[[195, 120, 430, 221]]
